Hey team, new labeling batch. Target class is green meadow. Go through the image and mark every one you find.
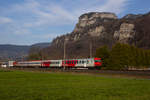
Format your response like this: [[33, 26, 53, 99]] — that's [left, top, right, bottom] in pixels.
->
[[0, 69, 150, 100]]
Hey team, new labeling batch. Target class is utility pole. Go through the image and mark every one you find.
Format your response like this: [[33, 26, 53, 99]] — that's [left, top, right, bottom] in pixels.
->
[[90, 39, 92, 58], [40, 51, 44, 60], [64, 37, 68, 70]]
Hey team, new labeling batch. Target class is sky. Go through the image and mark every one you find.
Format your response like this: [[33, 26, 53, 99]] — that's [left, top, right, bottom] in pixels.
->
[[0, 0, 149, 45]]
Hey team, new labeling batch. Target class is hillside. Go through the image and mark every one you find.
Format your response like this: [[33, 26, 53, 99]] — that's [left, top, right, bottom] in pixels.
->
[[0, 44, 30, 61], [0, 43, 50, 61], [41, 12, 150, 59]]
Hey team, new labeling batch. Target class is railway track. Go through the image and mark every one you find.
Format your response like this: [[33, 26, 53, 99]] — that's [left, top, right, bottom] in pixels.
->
[[2, 67, 150, 79]]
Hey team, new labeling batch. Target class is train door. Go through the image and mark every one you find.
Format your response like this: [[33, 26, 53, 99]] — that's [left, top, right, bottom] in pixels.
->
[[42, 61, 51, 67]]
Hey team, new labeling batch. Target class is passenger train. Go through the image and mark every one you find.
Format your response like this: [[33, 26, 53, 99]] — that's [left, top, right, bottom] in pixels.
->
[[10, 58, 102, 69]]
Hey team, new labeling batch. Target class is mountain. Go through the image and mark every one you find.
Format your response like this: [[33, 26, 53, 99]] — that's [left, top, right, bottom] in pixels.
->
[[0, 44, 30, 61], [1, 12, 150, 61], [41, 12, 150, 59], [0, 42, 50, 61], [31, 43, 50, 48], [28, 43, 51, 56]]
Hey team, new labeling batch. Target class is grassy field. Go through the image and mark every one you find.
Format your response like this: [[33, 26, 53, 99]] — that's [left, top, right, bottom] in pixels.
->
[[0, 69, 150, 100]]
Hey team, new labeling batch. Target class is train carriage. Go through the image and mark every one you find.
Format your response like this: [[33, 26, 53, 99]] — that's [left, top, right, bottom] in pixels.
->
[[62, 58, 102, 68], [11, 58, 102, 69], [13, 60, 42, 67], [42, 60, 62, 68]]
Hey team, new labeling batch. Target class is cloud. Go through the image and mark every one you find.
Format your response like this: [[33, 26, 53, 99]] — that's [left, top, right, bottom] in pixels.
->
[[1, 0, 129, 28], [0, 16, 13, 24], [73, 0, 129, 17], [14, 28, 31, 35], [7, 0, 76, 28], [0, 0, 129, 44], [36, 34, 59, 39], [17, 0, 128, 28], [99, 0, 129, 14]]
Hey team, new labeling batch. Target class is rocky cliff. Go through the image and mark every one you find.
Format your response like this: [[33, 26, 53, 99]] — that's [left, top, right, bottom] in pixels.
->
[[42, 12, 150, 59]]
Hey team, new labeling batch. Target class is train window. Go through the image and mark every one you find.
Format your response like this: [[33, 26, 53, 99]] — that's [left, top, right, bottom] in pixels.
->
[[75, 61, 77, 64], [95, 60, 101, 62], [82, 61, 84, 64], [80, 61, 82, 64]]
